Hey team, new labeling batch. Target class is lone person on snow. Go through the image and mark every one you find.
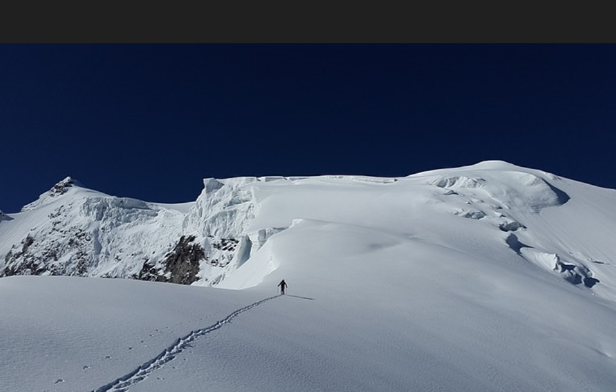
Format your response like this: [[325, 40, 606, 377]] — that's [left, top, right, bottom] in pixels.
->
[[278, 279, 288, 295]]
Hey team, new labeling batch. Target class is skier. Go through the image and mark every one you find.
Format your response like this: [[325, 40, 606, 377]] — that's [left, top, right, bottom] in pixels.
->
[[278, 279, 288, 295]]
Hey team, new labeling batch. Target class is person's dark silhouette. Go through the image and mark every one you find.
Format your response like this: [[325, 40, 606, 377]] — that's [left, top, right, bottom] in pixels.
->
[[278, 279, 288, 295]]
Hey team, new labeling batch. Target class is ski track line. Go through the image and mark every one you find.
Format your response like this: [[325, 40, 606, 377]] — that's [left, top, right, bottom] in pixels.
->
[[93, 294, 281, 392]]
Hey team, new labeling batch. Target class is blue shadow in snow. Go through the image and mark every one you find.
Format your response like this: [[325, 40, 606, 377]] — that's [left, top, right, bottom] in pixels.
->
[[285, 294, 315, 301]]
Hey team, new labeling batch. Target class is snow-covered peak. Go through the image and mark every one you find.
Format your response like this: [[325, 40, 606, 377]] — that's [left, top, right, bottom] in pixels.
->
[[410, 159, 551, 178], [20, 176, 85, 212], [4, 161, 616, 301], [464, 159, 527, 170], [403, 160, 567, 213], [49, 176, 83, 193]]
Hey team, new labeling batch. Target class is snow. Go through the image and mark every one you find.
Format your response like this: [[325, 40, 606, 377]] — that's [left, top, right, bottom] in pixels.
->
[[3, 160, 616, 391]]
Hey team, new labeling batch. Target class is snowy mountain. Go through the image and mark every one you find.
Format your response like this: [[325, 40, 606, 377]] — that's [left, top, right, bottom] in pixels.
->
[[0, 176, 271, 286], [2, 161, 616, 298], [2, 160, 616, 391]]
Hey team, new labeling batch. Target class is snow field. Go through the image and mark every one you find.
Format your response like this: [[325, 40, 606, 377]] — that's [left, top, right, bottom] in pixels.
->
[[3, 161, 616, 391]]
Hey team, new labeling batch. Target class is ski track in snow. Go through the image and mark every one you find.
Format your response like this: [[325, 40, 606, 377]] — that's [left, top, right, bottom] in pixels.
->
[[94, 294, 281, 392]]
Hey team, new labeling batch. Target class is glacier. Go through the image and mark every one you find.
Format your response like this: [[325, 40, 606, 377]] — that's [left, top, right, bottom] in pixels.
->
[[2, 160, 614, 298], [2, 160, 616, 391]]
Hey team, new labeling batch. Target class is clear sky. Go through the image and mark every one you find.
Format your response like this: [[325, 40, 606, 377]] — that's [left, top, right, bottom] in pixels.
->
[[1, 44, 615, 213]]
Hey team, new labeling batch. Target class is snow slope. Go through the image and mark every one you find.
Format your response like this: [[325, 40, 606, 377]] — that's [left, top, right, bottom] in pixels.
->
[[2, 160, 616, 391]]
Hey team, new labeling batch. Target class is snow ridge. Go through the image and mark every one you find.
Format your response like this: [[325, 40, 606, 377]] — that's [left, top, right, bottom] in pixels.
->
[[21, 176, 82, 212], [94, 294, 281, 392]]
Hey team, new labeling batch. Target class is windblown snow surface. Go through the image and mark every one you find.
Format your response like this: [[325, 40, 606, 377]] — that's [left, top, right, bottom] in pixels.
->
[[2, 160, 616, 391]]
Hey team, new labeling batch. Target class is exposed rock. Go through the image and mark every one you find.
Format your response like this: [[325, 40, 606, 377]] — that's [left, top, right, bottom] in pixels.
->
[[135, 259, 167, 283], [3, 236, 48, 276], [51, 177, 77, 196], [453, 209, 486, 220], [21, 177, 82, 212], [135, 235, 205, 285], [498, 220, 526, 232], [2, 226, 95, 277], [164, 235, 205, 284]]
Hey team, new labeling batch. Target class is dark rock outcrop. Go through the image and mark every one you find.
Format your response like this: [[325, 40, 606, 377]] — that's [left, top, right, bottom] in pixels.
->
[[3, 236, 48, 276], [135, 235, 205, 285]]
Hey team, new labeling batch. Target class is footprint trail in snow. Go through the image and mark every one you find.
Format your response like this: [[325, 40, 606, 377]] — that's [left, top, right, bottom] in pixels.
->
[[94, 295, 281, 392]]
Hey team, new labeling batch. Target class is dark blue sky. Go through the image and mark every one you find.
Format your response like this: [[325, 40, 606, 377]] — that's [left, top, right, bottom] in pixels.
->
[[2, 44, 616, 213]]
